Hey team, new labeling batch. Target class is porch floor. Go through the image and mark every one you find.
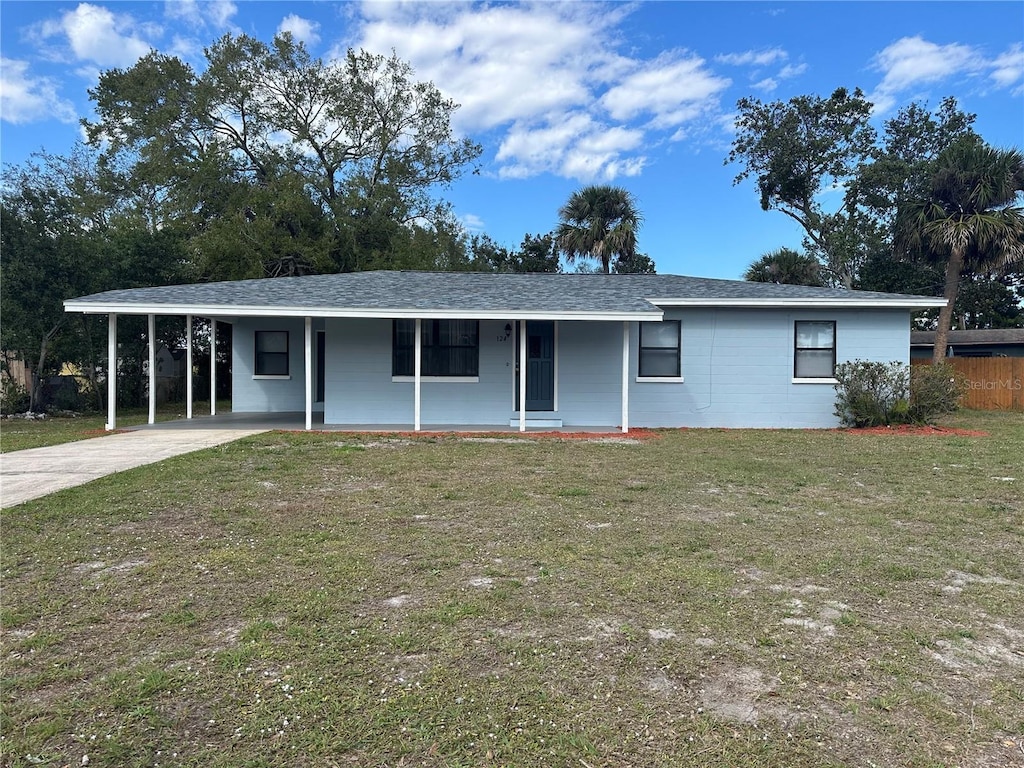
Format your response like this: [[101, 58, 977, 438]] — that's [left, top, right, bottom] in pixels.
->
[[127, 412, 623, 434]]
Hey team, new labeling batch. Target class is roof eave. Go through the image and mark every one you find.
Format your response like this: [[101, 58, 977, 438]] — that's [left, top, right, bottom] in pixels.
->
[[62, 300, 664, 322], [649, 297, 947, 309]]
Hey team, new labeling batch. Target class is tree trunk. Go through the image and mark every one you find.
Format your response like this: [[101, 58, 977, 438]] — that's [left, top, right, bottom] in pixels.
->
[[30, 337, 50, 413], [29, 320, 64, 412], [932, 249, 965, 363], [81, 316, 104, 411]]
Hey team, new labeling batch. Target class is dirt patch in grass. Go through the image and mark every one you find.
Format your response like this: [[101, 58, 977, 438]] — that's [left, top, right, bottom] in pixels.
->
[[698, 664, 790, 725]]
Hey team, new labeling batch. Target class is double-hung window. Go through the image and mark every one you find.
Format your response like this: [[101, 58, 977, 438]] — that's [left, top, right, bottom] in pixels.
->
[[254, 330, 289, 377], [638, 320, 681, 378], [393, 319, 479, 377], [794, 321, 836, 379]]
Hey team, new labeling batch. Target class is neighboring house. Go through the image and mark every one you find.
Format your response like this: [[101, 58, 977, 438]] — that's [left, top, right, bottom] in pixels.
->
[[910, 329, 1024, 359], [64, 271, 944, 430]]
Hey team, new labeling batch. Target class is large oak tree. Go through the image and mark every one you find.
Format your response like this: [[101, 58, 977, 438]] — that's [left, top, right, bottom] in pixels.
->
[[85, 33, 482, 278]]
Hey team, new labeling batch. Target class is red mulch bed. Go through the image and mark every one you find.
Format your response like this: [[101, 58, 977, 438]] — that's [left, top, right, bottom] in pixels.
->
[[836, 424, 989, 437]]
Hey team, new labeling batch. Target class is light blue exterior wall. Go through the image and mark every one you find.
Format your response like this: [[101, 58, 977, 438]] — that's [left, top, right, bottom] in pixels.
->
[[322, 318, 515, 425], [628, 308, 910, 428], [230, 308, 911, 428], [232, 317, 325, 413], [552, 321, 622, 426]]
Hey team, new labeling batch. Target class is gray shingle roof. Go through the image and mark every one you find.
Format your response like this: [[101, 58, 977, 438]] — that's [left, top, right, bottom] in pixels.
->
[[911, 329, 1024, 346], [65, 270, 944, 318]]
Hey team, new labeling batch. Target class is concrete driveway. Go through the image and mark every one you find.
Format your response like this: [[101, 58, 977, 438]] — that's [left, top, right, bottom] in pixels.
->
[[0, 428, 267, 508]]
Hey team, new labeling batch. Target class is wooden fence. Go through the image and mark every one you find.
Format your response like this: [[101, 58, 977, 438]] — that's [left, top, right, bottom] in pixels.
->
[[912, 358, 1024, 411]]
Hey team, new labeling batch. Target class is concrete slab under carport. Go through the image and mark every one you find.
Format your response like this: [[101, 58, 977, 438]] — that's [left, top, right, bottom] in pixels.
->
[[0, 428, 267, 508]]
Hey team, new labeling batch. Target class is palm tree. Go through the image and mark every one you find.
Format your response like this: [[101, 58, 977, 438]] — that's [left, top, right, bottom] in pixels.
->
[[744, 247, 824, 286], [896, 139, 1024, 362], [554, 185, 641, 274]]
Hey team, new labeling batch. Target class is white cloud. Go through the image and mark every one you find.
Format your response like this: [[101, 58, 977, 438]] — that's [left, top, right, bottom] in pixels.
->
[[165, 0, 237, 28], [206, 0, 238, 28], [346, 2, 724, 182], [869, 36, 983, 112], [990, 43, 1023, 89], [349, 2, 626, 132], [167, 34, 203, 61], [164, 0, 200, 25], [163, 0, 237, 58], [63, 4, 153, 67], [32, 3, 153, 69], [600, 52, 730, 128], [278, 14, 321, 47], [495, 112, 645, 181], [715, 48, 787, 67], [496, 113, 595, 178], [459, 213, 486, 233], [754, 60, 807, 92], [778, 63, 807, 79], [0, 58, 78, 124]]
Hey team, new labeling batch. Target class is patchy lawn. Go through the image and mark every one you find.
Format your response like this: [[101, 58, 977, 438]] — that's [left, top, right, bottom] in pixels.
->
[[1, 411, 1022, 767]]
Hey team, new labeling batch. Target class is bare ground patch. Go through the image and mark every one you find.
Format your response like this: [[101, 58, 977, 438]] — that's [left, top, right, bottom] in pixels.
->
[[697, 664, 793, 726]]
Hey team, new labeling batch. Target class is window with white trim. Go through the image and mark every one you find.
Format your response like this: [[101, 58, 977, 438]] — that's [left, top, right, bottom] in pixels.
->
[[639, 320, 681, 377], [254, 330, 289, 376], [393, 319, 479, 377], [794, 321, 836, 379]]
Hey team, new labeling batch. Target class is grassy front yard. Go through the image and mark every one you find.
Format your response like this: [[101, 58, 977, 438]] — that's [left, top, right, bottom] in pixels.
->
[[2, 412, 1022, 767]]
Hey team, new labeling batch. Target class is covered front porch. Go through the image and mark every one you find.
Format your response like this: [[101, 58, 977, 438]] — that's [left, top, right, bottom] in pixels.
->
[[96, 313, 638, 435]]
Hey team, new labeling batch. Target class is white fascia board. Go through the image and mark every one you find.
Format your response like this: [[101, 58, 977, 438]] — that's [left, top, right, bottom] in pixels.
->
[[63, 300, 664, 322], [648, 297, 947, 309]]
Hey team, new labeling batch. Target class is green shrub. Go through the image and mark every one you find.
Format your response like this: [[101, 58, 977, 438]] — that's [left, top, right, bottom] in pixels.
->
[[833, 360, 910, 427], [909, 362, 967, 424], [0, 377, 30, 415], [834, 360, 968, 428]]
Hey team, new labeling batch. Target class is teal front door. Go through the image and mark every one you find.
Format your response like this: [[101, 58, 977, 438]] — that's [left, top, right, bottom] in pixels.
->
[[515, 321, 555, 411]]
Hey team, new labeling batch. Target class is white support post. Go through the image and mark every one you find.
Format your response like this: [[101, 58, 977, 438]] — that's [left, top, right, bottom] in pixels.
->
[[553, 321, 559, 412], [621, 321, 630, 434], [185, 314, 193, 419], [147, 314, 156, 425], [210, 320, 217, 416], [519, 320, 527, 433], [304, 317, 313, 431], [106, 313, 117, 431], [414, 318, 422, 432]]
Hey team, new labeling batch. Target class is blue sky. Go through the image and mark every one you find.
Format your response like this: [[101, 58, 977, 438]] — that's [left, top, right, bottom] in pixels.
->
[[1, 1, 1021, 280]]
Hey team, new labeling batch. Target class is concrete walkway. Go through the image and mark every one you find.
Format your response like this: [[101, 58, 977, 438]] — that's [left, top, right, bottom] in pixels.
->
[[0, 428, 267, 508]]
